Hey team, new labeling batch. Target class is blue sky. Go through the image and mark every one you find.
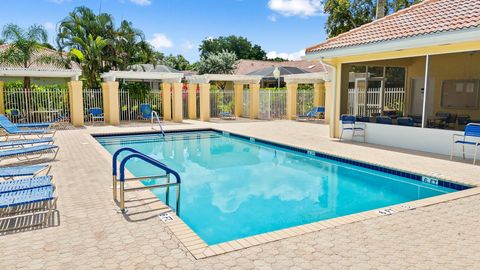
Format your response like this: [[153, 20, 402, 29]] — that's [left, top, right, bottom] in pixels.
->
[[0, 0, 328, 62]]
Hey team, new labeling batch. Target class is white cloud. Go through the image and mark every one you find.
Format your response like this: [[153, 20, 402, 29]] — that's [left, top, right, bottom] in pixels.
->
[[148, 33, 173, 49], [43, 22, 55, 30], [267, 49, 305, 61], [130, 0, 152, 5], [182, 40, 196, 50], [268, 0, 323, 17]]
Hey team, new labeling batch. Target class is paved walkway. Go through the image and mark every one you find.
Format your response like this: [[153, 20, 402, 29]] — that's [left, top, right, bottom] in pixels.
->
[[1, 120, 479, 269]]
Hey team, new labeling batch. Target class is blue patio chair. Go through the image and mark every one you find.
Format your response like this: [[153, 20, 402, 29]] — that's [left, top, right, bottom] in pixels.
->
[[340, 115, 366, 142], [0, 185, 58, 230], [139, 103, 153, 120], [450, 123, 480, 164], [397, 117, 414, 126], [0, 175, 53, 194], [0, 115, 55, 139], [0, 138, 53, 149], [376, 116, 393, 125], [355, 116, 370, 123], [297, 107, 325, 121], [0, 144, 59, 162], [0, 164, 50, 180], [7, 109, 26, 123], [220, 111, 236, 120], [89, 107, 104, 125]]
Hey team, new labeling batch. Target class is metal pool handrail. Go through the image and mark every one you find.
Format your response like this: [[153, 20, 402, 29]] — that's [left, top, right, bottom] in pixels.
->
[[112, 147, 181, 214], [151, 111, 165, 137]]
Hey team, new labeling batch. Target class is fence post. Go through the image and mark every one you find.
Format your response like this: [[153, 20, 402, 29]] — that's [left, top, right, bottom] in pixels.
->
[[187, 83, 197, 120], [199, 83, 210, 121], [0, 81, 4, 115], [324, 81, 333, 124], [68, 80, 84, 127], [172, 82, 183, 123], [249, 83, 260, 119], [286, 83, 298, 120], [101, 81, 120, 125], [162, 82, 172, 121], [234, 83, 243, 117], [314, 82, 325, 107]]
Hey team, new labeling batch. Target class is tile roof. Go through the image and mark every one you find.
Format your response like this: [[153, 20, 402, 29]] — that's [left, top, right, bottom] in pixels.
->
[[235, 59, 325, 75], [306, 0, 480, 53], [0, 44, 81, 71]]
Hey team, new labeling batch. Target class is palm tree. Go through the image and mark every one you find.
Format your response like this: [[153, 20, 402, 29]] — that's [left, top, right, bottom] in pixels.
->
[[376, 0, 386, 19], [0, 24, 64, 88]]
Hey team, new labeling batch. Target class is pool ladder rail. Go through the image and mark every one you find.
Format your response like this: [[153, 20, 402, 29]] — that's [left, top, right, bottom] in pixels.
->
[[151, 111, 165, 137], [112, 147, 181, 214]]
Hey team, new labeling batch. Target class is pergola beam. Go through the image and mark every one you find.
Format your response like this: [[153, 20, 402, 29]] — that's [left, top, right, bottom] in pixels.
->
[[185, 74, 262, 84], [100, 71, 184, 83], [283, 72, 326, 84], [0, 67, 82, 80]]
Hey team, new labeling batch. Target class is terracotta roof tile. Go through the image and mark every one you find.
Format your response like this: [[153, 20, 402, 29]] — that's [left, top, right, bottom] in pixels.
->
[[306, 0, 480, 53]]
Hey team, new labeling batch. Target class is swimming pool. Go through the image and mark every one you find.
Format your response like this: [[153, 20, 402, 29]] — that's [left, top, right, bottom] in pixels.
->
[[97, 130, 465, 245]]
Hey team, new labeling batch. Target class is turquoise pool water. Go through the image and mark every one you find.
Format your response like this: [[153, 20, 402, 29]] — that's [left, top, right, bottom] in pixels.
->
[[97, 131, 457, 245]]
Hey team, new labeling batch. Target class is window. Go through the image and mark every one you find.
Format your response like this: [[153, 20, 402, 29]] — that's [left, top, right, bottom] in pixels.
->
[[441, 80, 479, 109]]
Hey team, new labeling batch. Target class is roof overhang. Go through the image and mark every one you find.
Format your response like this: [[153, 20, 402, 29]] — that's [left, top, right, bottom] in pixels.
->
[[283, 72, 326, 84], [0, 67, 81, 80], [304, 27, 480, 61], [185, 74, 262, 84], [101, 71, 184, 83]]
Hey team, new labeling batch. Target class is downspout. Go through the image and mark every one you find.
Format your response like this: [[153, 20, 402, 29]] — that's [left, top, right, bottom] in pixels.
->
[[320, 57, 337, 137]]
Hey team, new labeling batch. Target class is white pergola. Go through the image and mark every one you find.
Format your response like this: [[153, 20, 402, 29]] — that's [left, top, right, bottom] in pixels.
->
[[283, 72, 326, 84], [0, 67, 82, 80], [185, 74, 262, 84], [100, 71, 184, 83]]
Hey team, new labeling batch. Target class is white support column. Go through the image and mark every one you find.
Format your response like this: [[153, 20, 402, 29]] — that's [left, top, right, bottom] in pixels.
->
[[421, 55, 430, 128]]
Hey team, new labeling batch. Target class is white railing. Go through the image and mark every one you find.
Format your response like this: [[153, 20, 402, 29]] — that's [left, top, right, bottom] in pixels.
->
[[242, 89, 250, 118], [259, 89, 287, 120], [297, 89, 314, 116], [210, 89, 235, 118], [83, 89, 103, 122], [151, 110, 165, 136], [3, 88, 70, 123], [119, 90, 162, 121], [348, 87, 405, 116]]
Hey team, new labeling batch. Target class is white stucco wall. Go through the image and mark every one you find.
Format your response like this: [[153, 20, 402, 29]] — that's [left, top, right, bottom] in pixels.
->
[[341, 122, 474, 158]]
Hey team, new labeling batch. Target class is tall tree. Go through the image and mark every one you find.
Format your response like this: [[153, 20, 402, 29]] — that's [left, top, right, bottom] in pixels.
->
[[0, 24, 64, 88], [197, 50, 237, 89], [161, 54, 191, 71], [199, 36, 266, 60], [323, 0, 422, 38], [57, 6, 158, 88]]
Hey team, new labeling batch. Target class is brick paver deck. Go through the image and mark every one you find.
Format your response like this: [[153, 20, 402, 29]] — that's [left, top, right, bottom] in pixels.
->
[[1, 120, 479, 269]]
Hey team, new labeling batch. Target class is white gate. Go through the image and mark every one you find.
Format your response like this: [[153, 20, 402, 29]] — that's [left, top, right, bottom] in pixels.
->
[[348, 87, 405, 116]]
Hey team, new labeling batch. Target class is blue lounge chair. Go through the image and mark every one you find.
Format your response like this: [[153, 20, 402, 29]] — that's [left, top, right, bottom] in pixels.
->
[[0, 176, 53, 194], [297, 107, 325, 121], [0, 138, 53, 149], [15, 114, 69, 129], [139, 104, 153, 120], [450, 123, 480, 164], [0, 185, 57, 230], [397, 117, 414, 126], [0, 115, 55, 139], [0, 164, 50, 180], [340, 115, 366, 142], [89, 107, 104, 125], [0, 144, 59, 162]]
